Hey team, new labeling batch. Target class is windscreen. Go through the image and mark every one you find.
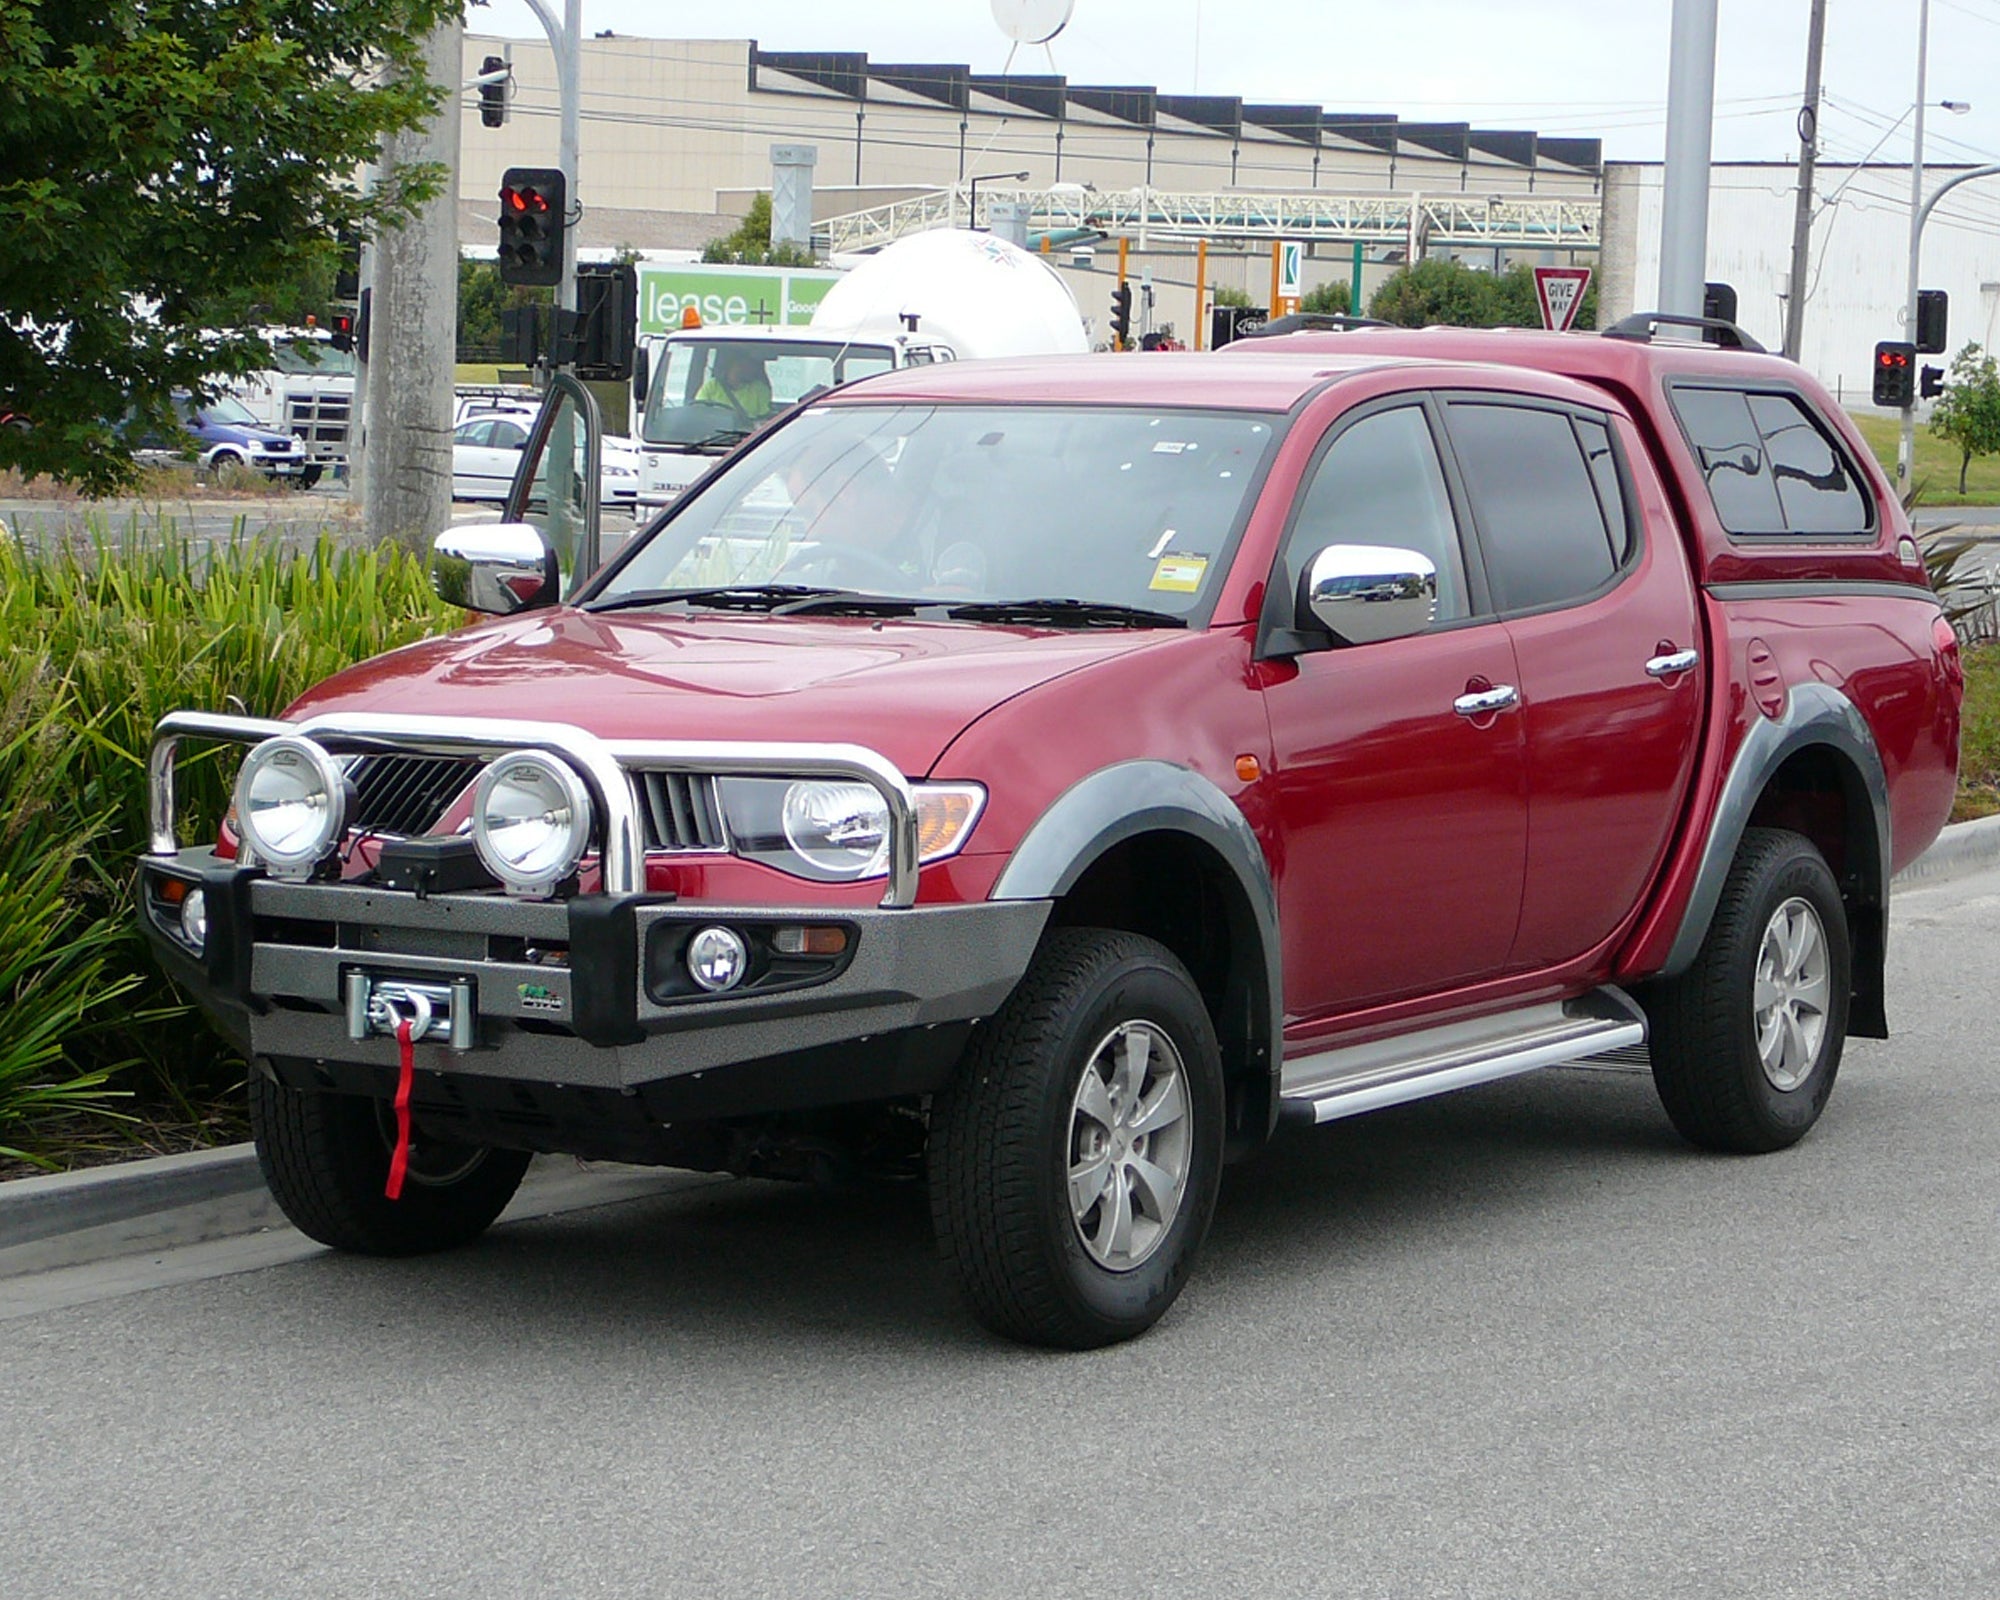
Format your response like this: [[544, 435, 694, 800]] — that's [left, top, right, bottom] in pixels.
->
[[265, 337, 355, 377], [641, 338, 897, 447], [201, 395, 262, 427], [603, 403, 1279, 620]]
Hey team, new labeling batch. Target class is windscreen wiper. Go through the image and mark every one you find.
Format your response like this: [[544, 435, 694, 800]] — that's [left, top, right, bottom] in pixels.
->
[[685, 427, 753, 453], [582, 583, 840, 614], [943, 597, 1189, 629], [770, 590, 951, 618]]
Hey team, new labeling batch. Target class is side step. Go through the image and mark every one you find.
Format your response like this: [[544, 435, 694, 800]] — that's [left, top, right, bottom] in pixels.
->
[[1278, 987, 1647, 1125]]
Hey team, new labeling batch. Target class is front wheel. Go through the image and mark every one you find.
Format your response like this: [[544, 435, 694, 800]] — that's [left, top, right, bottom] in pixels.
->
[[1643, 827, 1851, 1153], [249, 1073, 531, 1256], [929, 928, 1225, 1349]]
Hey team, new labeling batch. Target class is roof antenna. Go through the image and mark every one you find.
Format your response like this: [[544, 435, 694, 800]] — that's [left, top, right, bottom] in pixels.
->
[[992, 0, 1074, 75]]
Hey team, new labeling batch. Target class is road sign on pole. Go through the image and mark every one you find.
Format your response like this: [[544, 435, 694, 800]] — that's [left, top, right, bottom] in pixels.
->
[[1533, 265, 1592, 332], [1277, 240, 1304, 312]]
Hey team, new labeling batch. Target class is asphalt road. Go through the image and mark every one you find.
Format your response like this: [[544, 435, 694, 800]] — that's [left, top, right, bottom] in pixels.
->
[[4, 868, 1999, 1598]]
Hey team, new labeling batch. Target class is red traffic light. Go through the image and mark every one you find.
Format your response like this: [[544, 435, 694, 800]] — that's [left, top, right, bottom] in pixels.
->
[[1873, 340, 1916, 407], [497, 167, 567, 286]]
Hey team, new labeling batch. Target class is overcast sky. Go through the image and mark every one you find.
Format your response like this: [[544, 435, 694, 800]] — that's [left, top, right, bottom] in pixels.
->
[[468, 0, 2000, 174]]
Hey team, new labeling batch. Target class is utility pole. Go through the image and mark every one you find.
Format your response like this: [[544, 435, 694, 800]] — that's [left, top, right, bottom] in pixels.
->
[[1658, 0, 1719, 320], [353, 13, 462, 550], [1898, 0, 1932, 487], [1782, 0, 1827, 362]]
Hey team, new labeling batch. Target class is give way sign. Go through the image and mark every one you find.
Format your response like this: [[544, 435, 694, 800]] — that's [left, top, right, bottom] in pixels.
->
[[1532, 265, 1593, 332]]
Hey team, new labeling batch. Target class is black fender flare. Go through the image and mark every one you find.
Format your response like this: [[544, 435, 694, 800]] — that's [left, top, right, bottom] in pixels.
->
[[1663, 681, 1892, 1031], [990, 761, 1284, 1125]]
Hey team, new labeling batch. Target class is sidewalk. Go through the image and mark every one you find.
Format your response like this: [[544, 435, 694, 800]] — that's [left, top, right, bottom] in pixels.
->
[[7, 812, 2000, 1292]]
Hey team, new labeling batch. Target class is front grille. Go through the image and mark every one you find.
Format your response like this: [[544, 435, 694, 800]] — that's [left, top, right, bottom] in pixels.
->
[[636, 771, 726, 852], [348, 754, 481, 837], [344, 756, 726, 854]]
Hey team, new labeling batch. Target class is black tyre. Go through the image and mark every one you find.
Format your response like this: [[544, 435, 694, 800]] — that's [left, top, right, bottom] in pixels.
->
[[249, 1073, 531, 1256], [929, 928, 1225, 1349], [1643, 827, 1850, 1154]]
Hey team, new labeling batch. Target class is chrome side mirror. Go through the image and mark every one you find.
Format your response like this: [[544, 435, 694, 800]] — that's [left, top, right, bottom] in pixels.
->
[[431, 521, 560, 615], [1298, 543, 1438, 646]]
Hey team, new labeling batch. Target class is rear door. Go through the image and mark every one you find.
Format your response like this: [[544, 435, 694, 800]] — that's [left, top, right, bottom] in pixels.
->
[[1439, 398, 1704, 971]]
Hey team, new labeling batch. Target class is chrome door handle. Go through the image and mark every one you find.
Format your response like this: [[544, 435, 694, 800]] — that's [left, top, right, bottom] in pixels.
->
[[1645, 648, 1700, 678], [1453, 684, 1521, 717]]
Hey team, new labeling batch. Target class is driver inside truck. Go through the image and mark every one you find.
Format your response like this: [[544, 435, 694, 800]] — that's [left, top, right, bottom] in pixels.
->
[[694, 346, 774, 424]]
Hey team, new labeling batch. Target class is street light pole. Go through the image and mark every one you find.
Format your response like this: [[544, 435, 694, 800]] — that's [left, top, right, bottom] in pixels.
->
[[1898, 0, 1932, 487], [520, 0, 581, 320], [966, 170, 1031, 231]]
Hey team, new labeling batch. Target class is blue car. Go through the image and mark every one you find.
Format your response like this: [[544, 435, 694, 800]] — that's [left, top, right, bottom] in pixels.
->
[[138, 393, 321, 486]]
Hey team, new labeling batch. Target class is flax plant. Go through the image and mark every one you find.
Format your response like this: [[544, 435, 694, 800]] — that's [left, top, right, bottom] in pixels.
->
[[0, 520, 459, 1160]]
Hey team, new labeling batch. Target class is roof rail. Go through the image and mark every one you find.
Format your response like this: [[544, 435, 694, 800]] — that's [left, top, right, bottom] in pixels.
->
[[1240, 312, 1395, 339], [1601, 311, 1765, 353]]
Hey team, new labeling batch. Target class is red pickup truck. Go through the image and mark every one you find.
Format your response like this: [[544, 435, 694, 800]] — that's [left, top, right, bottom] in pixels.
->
[[140, 314, 1960, 1348]]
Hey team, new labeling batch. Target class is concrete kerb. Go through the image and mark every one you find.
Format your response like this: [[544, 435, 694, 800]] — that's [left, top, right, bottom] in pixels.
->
[[5, 814, 1997, 1285]]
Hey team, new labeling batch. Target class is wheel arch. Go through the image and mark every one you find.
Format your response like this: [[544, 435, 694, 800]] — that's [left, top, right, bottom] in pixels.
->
[[1663, 680, 1891, 1037], [990, 761, 1282, 1151]]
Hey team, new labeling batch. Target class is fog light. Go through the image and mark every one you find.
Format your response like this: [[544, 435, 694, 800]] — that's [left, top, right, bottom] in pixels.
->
[[686, 925, 749, 992], [179, 885, 209, 953]]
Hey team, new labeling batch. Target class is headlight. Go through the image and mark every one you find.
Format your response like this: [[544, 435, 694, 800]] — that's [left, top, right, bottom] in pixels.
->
[[718, 777, 984, 883], [234, 736, 351, 879], [472, 750, 594, 897]]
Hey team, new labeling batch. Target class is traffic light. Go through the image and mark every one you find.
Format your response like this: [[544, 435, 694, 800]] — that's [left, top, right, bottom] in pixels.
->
[[332, 227, 360, 300], [479, 56, 511, 129], [498, 167, 565, 287], [1873, 341, 1916, 408], [1110, 280, 1134, 349], [573, 262, 638, 380], [1921, 364, 1947, 401], [329, 309, 355, 354], [1916, 289, 1949, 355]]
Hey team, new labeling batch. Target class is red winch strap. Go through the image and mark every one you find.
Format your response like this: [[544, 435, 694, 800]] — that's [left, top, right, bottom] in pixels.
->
[[385, 1016, 415, 1200]]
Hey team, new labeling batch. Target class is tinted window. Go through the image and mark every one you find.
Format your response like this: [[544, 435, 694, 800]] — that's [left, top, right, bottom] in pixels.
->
[[1746, 393, 1871, 534], [491, 420, 530, 450], [1670, 385, 1869, 537], [1574, 416, 1634, 563], [1284, 406, 1467, 621], [1446, 402, 1617, 612]]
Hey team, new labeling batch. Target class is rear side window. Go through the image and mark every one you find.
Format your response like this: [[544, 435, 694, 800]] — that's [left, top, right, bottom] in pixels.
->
[[1444, 401, 1622, 612], [1670, 385, 1871, 538]]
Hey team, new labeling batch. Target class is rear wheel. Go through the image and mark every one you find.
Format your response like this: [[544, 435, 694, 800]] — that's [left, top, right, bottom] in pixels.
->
[[929, 928, 1224, 1349], [249, 1073, 530, 1255], [1644, 827, 1850, 1153]]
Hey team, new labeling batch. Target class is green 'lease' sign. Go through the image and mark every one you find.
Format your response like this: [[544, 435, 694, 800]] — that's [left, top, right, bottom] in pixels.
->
[[637, 265, 841, 335]]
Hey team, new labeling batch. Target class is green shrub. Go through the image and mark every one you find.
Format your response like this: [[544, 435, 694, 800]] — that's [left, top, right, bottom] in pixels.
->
[[0, 525, 459, 1155], [0, 651, 142, 1165]]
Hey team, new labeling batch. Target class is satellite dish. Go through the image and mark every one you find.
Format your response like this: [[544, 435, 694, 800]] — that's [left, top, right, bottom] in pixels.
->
[[992, 0, 1075, 46]]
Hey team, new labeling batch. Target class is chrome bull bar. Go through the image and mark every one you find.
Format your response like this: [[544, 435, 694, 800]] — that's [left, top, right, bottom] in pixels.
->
[[145, 709, 923, 908]]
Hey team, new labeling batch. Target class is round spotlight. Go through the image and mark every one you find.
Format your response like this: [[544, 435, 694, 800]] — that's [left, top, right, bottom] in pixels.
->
[[234, 736, 350, 879], [686, 926, 749, 992], [179, 885, 208, 953], [471, 750, 593, 897]]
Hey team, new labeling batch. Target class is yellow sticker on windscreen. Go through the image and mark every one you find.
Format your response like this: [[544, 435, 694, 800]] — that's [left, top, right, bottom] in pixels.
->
[[1150, 553, 1208, 593]]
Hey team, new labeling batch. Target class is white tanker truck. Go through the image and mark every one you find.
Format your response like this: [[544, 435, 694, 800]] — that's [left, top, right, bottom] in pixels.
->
[[633, 230, 1089, 511]]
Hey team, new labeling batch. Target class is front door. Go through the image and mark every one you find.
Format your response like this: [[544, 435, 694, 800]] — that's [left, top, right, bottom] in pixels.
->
[[1260, 400, 1529, 1022]]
